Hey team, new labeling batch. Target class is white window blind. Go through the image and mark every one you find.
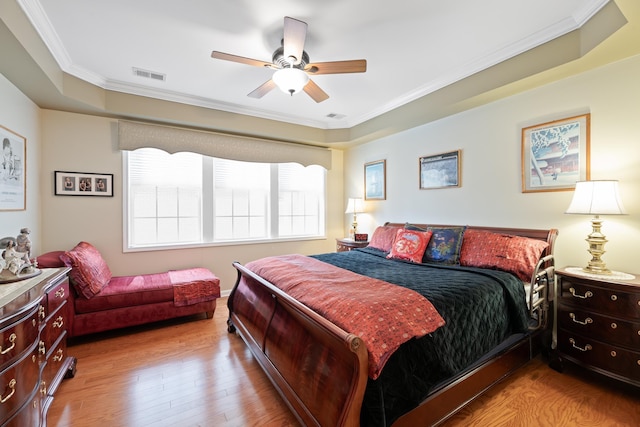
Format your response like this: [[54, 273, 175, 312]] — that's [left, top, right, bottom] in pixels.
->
[[125, 148, 326, 249]]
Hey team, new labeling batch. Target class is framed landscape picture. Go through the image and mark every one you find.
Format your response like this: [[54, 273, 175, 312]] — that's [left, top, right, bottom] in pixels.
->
[[364, 160, 386, 200], [521, 113, 590, 193], [419, 150, 460, 190]]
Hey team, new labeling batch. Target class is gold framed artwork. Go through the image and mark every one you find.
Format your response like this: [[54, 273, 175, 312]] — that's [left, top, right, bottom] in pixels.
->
[[0, 125, 26, 211], [364, 160, 386, 200], [521, 113, 590, 193], [419, 150, 460, 190]]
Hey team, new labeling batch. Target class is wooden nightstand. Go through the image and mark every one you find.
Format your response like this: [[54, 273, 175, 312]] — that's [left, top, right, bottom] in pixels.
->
[[553, 267, 640, 387], [335, 238, 369, 252]]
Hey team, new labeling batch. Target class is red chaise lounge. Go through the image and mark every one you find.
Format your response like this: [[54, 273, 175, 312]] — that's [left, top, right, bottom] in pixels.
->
[[37, 242, 220, 338]]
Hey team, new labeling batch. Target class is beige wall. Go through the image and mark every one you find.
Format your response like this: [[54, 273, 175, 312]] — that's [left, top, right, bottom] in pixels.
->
[[0, 74, 41, 253], [345, 54, 640, 274], [39, 110, 344, 293]]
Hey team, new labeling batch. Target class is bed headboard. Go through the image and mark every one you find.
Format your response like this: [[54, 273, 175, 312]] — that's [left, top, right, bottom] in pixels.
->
[[384, 223, 558, 258]]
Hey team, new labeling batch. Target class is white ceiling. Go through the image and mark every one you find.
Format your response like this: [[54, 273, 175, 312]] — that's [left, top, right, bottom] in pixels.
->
[[19, 0, 610, 130]]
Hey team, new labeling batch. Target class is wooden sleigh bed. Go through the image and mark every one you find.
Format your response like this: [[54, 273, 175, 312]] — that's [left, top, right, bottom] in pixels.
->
[[227, 223, 557, 426]]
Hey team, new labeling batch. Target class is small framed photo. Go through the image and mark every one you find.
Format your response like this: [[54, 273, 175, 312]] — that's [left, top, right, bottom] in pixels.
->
[[521, 113, 590, 193], [364, 160, 386, 200], [0, 125, 27, 211], [54, 171, 113, 197], [419, 150, 460, 190]]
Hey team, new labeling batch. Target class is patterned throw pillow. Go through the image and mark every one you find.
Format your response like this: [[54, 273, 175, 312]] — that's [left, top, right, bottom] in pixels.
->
[[60, 241, 112, 299], [459, 229, 549, 282], [424, 226, 466, 265], [387, 228, 433, 263], [368, 225, 401, 252]]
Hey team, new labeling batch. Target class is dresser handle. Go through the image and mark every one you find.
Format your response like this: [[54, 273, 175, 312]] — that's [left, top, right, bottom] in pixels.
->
[[52, 316, 64, 328], [53, 348, 64, 362], [55, 287, 65, 299], [569, 287, 593, 299], [39, 340, 46, 356], [569, 338, 592, 352], [569, 313, 592, 326], [0, 379, 16, 403], [38, 305, 46, 320], [0, 333, 17, 355]]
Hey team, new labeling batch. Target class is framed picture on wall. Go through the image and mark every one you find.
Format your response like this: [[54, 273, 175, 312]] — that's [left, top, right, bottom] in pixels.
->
[[0, 125, 26, 211], [364, 160, 386, 200], [521, 113, 590, 193], [54, 171, 114, 196], [419, 150, 461, 190]]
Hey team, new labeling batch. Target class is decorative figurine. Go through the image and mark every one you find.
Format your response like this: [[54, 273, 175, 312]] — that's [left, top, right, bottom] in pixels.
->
[[15, 227, 31, 257]]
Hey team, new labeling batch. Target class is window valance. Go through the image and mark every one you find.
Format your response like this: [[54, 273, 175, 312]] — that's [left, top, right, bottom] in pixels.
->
[[118, 120, 331, 169]]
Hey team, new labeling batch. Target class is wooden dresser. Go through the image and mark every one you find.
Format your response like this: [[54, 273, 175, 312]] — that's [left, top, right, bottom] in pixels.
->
[[0, 268, 76, 426], [335, 238, 369, 252], [555, 267, 640, 387]]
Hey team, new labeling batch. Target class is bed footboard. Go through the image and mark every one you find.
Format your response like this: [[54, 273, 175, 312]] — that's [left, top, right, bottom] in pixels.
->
[[228, 262, 369, 427]]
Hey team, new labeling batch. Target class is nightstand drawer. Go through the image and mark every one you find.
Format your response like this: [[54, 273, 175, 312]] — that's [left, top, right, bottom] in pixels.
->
[[558, 307, 640, 349], [558, 329, 640, 382], [558, 278, 640, 319]]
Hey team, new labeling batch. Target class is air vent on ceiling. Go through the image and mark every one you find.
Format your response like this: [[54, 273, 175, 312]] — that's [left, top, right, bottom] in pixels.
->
[[326, 113, 346, 120], [132, 67, 166, 82]]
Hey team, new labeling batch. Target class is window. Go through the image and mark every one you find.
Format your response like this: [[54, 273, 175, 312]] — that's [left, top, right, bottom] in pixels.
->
[[125, 148, 326, 249]]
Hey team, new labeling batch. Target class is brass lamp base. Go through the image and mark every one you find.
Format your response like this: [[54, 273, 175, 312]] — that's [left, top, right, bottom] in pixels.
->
[[582, 215, 611, 275]]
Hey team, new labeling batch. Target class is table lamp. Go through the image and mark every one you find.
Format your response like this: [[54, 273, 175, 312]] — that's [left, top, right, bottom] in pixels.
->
[[565, 180, 626, 274], [345, 198, 364, 239]]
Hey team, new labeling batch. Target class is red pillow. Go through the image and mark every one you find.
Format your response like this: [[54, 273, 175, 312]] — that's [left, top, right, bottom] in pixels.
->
[[387, 228, 433, 263], [459, 229, 549, 282], [368, 225, 401, 252], [59, 242, 112, 299]]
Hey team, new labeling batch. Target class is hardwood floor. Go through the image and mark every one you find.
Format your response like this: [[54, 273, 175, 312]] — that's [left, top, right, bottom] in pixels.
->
[[48, 298, 640, 427]]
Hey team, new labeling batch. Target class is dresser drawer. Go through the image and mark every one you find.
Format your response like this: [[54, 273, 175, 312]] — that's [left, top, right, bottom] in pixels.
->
[[557, 329, 640, 383], [0, 308, 39, 370], [558, 278, 640, 319], [42, 300, 68, 347], [41, 332, 68, 397], [558, 306, 640, 349], [45, 279, 70, 318], [0, 344, 40, 421]]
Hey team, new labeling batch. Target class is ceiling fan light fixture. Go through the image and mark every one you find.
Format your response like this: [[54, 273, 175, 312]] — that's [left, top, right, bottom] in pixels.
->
[[273, 67, 309, 96]]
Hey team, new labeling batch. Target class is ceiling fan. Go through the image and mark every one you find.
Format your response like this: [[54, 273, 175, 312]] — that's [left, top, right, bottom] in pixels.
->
[[211, 16, 367, 103]]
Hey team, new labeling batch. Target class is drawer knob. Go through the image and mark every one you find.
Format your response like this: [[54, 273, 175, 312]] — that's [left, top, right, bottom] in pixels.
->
[[52, 316, 64, 328], [55, 287, 65, 299], [569, 313, 592, 326], [611, 323, 617, 329], [569, 287, 593, 299], [611, 351, 617, 357], [0, 379, 16, 404], [0, 333, 17, 355], [611, 294, 618, 301], [569, 338, 592, 352]]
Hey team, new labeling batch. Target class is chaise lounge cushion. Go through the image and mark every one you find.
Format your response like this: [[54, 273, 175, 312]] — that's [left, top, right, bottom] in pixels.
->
[[60, 241, 112, 299], [74, 273, 175, 314]]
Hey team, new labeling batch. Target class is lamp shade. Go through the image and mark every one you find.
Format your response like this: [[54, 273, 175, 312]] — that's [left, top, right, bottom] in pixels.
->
[[345, 198, 364, 214], [566, 180, 626, 215], [272, 67, 309, 95]]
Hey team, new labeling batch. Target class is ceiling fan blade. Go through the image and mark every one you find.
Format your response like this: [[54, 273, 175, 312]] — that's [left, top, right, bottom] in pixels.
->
[[211, 51, 274, 69], [283, 16, 307, 65], [303, 79, 329, 103], [247, 79, 276, 99], [305, 59, 367, 75]]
